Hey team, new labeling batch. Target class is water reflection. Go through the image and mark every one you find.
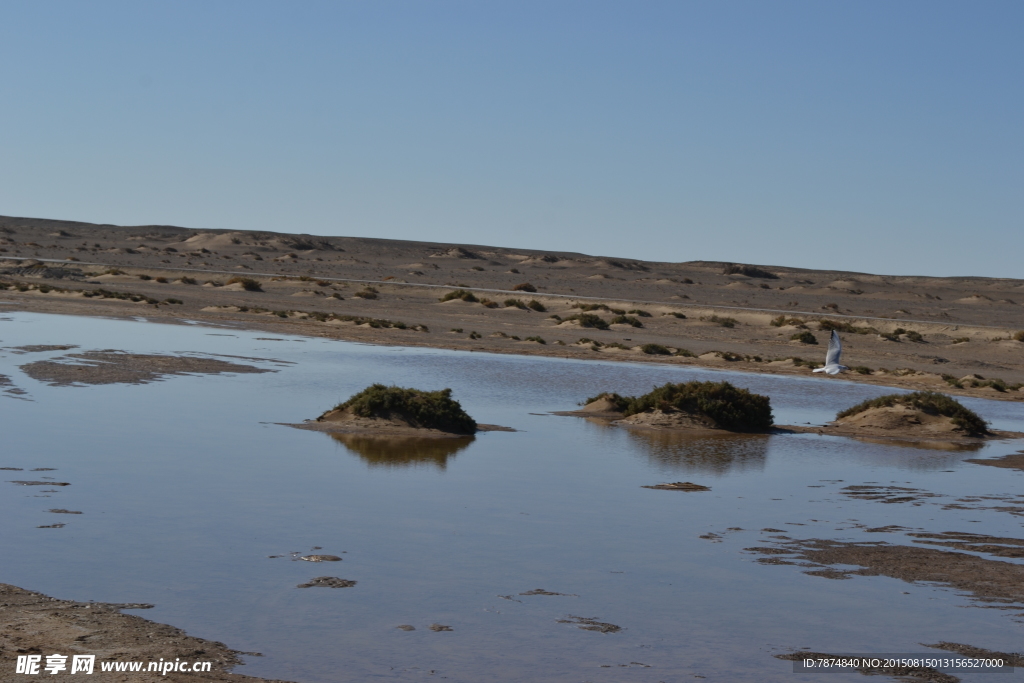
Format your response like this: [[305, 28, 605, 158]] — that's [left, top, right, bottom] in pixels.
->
[[850, 436, 986, 452], [328, 433, 474, 469], [624, 428, 770, 475]]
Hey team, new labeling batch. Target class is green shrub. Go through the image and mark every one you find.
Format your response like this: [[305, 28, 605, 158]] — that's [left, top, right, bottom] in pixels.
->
[[675, 348, 696, 357], [791, 331, 818, 344], [354, 289, 378, 299], [609, 315, 643, 328], [952, 337, 970, 344], [504, 298, 527, 309], [771, 315, 806, 328], [818, 319, 877, 334], [1014, 331, 1024, 342], [326, 384, 476, 434], [226, 276, 263, 292], [479, 298, 499, 308], [641, 343, 671, 355], [524, 336, 546, 344], [627, 309, 652, 317], [904, 330, 924, 342], [138, 274, 152, 281], [450, 328, 463, 333], [836, 391, 988, 436], [180, 276, 197, 285], [665, 311, 687, 319], [791, 357, 821, 369], [614, 381, 773, 432], [469, 331, 481, 339], [702, 315, 737, 328], [722, 264, 778, 279], [512, 282, 537, 292], [563, 313, 610, 330], [527, 299, 546, 312], [852, 366, 872, 375], [440, 289, 478, 302], [879, 332, 900, 342]]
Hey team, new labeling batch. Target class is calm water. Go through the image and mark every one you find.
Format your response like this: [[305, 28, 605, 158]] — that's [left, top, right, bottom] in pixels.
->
[[2, 311, 1023, 682]]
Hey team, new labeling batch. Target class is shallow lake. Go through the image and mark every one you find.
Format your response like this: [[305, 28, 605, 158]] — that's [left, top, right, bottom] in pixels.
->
[[2, 311, 1023, 682]]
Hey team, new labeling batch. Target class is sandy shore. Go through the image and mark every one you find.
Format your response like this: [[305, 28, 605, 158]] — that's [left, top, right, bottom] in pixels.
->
[[1, 215, 1023, 403], [0, 583, 293, 682]]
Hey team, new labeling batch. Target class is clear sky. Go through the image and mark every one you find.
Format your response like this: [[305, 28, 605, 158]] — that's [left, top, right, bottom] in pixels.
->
[[1, 1, 1020, 277]]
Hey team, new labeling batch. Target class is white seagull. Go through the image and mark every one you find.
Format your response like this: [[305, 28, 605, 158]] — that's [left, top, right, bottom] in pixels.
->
[[813, 330, 849, 375]]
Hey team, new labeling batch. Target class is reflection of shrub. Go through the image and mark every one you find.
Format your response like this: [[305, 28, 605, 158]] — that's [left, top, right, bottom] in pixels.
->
[[512, 282, 537, 292], [326, 384, 477, 434], [791, 331, 817, 344], [836, 391, 988, 436], [226, 276, 263, 291], [641, 343, 671, 355], [588, 381, 772, 432]]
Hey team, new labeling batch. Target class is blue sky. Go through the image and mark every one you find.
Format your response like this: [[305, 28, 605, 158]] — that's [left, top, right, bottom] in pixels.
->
[[1, 1, 1020, 277]]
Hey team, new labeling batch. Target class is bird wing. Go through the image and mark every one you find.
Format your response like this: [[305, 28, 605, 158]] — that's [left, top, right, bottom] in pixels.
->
[[825, 330, 842, 367]]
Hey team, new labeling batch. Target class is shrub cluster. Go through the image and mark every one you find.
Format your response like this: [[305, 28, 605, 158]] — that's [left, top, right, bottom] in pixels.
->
[[439, 289, 478, 303], [512, 282, 537, 292], [836, 391, 988, 436], [722, 264, 779, 279], [328, 384, 477, 434], [791, 331, 818, 344], [226, 276, 263, 291], [611, 381, 774, 432]]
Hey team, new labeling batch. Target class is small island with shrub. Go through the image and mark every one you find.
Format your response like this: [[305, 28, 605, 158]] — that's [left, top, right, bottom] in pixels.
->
[[783, 390, 1022, 444], [287, 384, 512, 437], [557, 380, 774, 433]]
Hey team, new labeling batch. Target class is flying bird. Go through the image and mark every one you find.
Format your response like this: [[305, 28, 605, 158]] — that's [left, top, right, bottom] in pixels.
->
[[812, 330, 849, 375]]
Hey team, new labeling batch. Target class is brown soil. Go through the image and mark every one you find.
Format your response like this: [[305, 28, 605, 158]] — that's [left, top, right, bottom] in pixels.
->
[[295, 577, 355, 588], [19, 351, 275, 386], [746, 537, 1024, 607], [3, 215, 1024, 401], [0, 583, 293, 682], [556, 615, 622, 633]]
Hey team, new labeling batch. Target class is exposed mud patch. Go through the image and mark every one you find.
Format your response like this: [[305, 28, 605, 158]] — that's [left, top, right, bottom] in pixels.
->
[[519, 589, 578, 597], [966, 451, 1024, 472], [428, 624, 453, 632], [642, 481, 710, 491], [557, 615, 622, 633], [299, 555, 342, 562], [748, 537, 1024, 607], [20, 350, 274, 386], [5, 344, 79, 353], [8, 480, 70, 486], [296, 577, 356, 588]]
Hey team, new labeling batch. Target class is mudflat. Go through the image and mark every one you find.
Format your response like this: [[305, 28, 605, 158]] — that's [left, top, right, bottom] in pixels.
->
[[1, 215, 1023, 401]]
